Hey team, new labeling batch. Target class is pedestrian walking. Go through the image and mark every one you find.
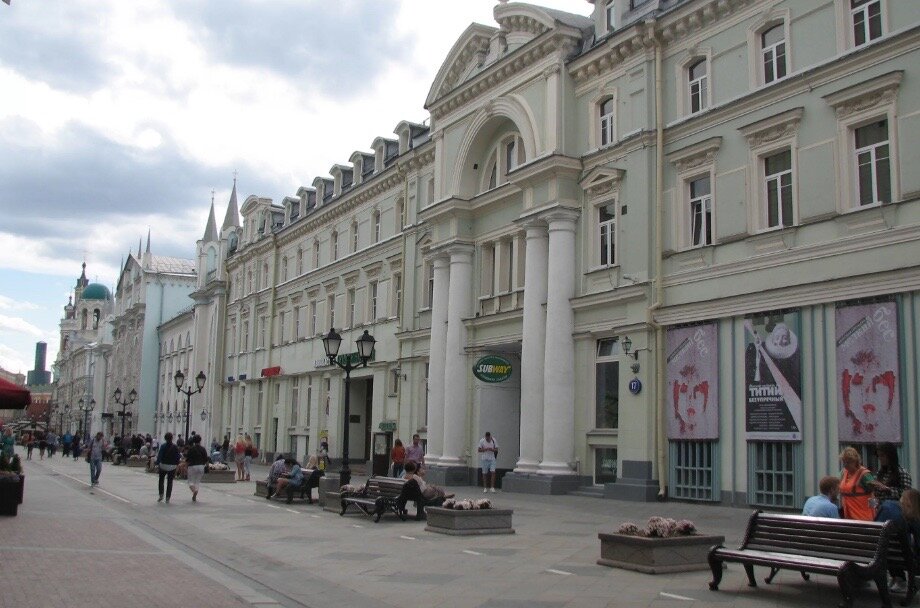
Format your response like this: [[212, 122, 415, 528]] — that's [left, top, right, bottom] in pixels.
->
[[71, 435, 81, 461], [38, 434, 47, 459], [156, 432, 181, 503], [47, 432, 57, 458], [391, 438, 406, 478], [185, 435, 209, 502], [233, 434, 246, 481], [62, 431, 72, 457], [405, 434, 425, 473], [26, 433, 34, 460], [243, 434, 255, 481], [478, 431, 499, 493], [1, 428, 14, 459], [87, 432, 106, 486]]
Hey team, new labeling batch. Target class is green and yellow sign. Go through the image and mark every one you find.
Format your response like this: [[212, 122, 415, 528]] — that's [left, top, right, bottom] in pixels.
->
[[472, 355, 513, 383]]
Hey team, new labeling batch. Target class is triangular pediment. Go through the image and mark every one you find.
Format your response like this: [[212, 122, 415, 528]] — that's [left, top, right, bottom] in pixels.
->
[[426, 23, 496, 108], [580, 166, 625, 199]]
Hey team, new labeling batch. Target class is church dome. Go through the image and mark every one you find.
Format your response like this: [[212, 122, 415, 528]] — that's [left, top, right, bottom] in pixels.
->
[[81, 283, 112, 301]]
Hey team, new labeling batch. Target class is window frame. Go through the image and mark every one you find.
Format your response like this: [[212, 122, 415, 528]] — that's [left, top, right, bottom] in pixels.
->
[[597, 200, 618, 268], [479, 133, 525, 193], [688, 174, 714, 249], [687, 59, 709, 115]]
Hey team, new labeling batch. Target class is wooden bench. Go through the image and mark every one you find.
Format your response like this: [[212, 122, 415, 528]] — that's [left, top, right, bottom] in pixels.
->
[[341, 477, 408, 522], [708, 511, 895, 608]]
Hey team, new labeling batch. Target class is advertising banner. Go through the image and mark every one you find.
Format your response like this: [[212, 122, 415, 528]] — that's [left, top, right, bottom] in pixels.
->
[[744, 312, 802, 441], [836, 302, 900, 443], [666, 323, 719, 440]]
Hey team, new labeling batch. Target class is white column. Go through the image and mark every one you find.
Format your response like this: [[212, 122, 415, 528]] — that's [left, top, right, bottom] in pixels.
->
[[538, 209, 579, 475], [424, 255, 450, 465], [514, 221, 548, 473], [440, 245, 474, 466]]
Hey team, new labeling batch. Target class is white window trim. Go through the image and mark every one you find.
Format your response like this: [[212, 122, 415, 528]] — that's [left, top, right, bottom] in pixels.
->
[[478, 133, 525, 193], [676, 51, 712, 118], [588, 88, 618, 151], [739, 108, 803, 233], [596, 200, 618, 268], [834, 0, 888, 51], [687, 174, 714, 249], [746, 10, 791, 89], [824, 71, 901, 213], [667, 137, 720, 251]]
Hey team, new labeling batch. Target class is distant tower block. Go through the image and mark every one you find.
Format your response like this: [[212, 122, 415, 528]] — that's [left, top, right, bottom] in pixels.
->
[[27, 341, 52, 386]]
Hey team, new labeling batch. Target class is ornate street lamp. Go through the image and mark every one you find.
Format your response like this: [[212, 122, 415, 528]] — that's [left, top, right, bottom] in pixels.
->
[[78, 398, 96, 440], [322, 328, 375, 487], [174, 370, 206, 442], [112, 387, 137, 440]]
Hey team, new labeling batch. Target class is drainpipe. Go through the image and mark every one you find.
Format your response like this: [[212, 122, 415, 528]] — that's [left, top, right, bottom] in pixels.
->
[[646, 19, 667, 499], [265, 234, 279, 458]]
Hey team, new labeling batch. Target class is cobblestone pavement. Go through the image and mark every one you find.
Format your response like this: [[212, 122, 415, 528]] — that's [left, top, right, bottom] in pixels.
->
[[0, 449, 893, 607]]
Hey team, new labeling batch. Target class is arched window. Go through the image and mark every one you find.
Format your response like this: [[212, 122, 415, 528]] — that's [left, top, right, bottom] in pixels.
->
[[177, 335, 182, 350], [81, 309, 88, 330], [480, 133, 525, 193], [93, 309, 100, 329], [687, 59, 709, 114], [186, 331, 191, 348], [760, 25, 786, 84]]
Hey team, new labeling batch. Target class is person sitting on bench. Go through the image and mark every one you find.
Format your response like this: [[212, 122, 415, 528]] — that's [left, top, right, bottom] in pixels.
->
[[294, 455, 324, 504], [802, 475, 841, 518], [275, 458, 302, 503], [395, 462, 428, 520], [265, 455, 287, 499]]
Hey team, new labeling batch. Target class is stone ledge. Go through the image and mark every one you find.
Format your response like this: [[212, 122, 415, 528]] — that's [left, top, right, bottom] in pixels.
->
[[201, 470, 236, 483], [424, 507, 515, 536], [597, 532, 724, 574]]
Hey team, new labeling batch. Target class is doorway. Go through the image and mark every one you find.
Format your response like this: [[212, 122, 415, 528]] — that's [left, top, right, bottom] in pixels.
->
[[346, 377, 373, 464]]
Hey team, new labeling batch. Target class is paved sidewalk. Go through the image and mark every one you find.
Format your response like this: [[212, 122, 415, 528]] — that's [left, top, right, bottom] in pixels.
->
[[0, 450, 891, 608]]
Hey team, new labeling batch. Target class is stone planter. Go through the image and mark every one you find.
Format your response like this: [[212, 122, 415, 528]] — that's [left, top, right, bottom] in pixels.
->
[[597, 532, 724, 574], [201, 469, 236, 483], [425, 507, 515, 536]]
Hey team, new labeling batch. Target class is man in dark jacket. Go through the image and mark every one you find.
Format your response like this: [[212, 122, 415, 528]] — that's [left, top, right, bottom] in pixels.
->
[[156, 432, 181, 503]]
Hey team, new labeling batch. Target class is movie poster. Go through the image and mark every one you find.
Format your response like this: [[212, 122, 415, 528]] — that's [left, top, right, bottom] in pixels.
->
[[836, 302, 901, 443], [666, 323, 719, 440], [744, 311, 802, 441]]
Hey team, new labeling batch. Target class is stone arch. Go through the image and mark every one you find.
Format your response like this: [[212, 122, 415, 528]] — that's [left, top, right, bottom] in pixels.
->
[[451, 95, 541, 198]]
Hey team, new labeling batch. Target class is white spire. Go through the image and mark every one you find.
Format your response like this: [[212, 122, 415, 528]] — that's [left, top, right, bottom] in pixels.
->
[[221, 175, 241, 230]]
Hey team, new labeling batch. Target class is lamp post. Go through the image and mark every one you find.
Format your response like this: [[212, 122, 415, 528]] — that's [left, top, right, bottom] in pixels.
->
[[322, 328, 376, 487], [58, 404, 68, 434], [78, 398, 96, 441], [174, 370, 206, 442], [112, 388, 137, 441]]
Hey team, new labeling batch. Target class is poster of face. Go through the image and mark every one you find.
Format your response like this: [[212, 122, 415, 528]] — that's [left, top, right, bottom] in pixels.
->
[[836, 302, 900, 443], [666, 323, 719, 440], [744, 311, 802, 441]]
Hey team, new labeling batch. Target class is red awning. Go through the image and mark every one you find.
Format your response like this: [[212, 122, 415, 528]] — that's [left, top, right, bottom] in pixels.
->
[[0, 377, 31, 409], [261, 366, 281, 378]]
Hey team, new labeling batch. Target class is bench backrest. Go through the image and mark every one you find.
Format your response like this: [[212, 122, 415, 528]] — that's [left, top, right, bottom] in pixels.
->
[[365, 477, 407, 498], [742, 511, 892, 564]]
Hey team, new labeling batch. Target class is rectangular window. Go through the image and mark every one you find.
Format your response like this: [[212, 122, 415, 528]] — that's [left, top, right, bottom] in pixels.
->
[[294, 306, 301, 340], [291, 377, 299, 426], [369, 281, 378, 321], [258, 315, 266, 348], [393, 272, 402, 320], [389, 368, 400, 396], [748, 441, 801, 508], [374, 213, 381, 243], [852, 0, 883, 47], [352, 224, 358, 253], [242, 320, 249, 351], [594, 447, 618, 485], [689, 176, 713, 247], [313, 242, 320, 268], [426, 263, 435, 308], [764, 150, 793, 227], [346, 288, 356, 327], [289, 434, 298, 454], [505, 140, 518, 174], [688, 60, 708, 114], [600, 98, 615, 147], [310, 300, 318, 335], [761, 25, 786, 84], [598, 203, 616, 266], [305, 378, 312, 428], [327, 295, 336, 330], [278, 311, 286, 344], [854, 120, 891, 206], [257, 381, 263, 421], [670, 440, 719, 501], [332, 233, 338, 260], [605, 0, 615, 31], [595, 361, 619, 429], [324, 378, 331, 416]]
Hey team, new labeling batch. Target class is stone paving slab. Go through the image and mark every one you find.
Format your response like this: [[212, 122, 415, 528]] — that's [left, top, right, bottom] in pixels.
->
[[0, 449, 902, 608]]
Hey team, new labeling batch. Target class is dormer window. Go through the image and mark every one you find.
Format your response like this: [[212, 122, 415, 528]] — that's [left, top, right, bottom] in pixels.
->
[[605, 0, 616, 32], [481, 133, 525, 192]]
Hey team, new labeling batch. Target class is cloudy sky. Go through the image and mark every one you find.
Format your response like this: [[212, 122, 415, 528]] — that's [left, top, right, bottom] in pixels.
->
[[0, 0, 592, 377]]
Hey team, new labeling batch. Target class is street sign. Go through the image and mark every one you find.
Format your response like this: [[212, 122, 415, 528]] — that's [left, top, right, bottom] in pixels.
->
[[628, 378, 642, 395]]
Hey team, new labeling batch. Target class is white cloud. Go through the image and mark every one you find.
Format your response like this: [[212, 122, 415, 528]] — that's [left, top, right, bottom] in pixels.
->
[[0, 314, 44, 337], [0, 344, 30, 374], [0, 295, 40, 311]]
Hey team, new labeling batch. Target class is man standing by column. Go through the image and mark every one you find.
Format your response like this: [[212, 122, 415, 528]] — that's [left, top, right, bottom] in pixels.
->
[[478, 432, 499, 493], [405, 434, 426, 474]]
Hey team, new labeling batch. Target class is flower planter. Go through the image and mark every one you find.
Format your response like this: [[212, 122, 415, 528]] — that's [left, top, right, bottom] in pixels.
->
[[425, 507, 515, 536], [0, 476, 20, 516], [201, 469, 236, 483], [597, 532, 724, 574]]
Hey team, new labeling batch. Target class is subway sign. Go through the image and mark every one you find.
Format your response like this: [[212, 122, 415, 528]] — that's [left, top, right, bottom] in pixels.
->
[[472, 355, 513, 383]]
